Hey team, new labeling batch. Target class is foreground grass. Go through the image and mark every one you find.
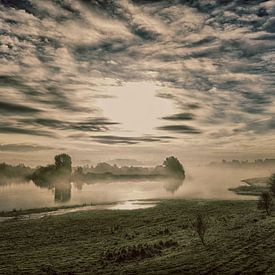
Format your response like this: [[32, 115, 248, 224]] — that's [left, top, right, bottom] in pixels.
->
[[0, 200, 274, 274]]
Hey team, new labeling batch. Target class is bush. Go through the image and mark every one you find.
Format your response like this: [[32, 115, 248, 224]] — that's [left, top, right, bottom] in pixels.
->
[[258, 191, 273, 216], [103, 240, 178, 263], [191, 213, 208, 246], [269, 174, 275, 197]]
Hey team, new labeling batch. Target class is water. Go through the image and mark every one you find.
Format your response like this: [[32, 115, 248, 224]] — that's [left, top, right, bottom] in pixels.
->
[[0, 200, 159, 222], [0, 166, 272, 212]]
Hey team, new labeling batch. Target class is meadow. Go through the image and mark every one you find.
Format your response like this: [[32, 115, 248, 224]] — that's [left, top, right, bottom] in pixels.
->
[[0, 199, 274, 274]]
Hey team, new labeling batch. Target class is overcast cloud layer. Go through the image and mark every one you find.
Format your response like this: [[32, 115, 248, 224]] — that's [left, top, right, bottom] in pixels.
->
[[0, 0, 275, 165]]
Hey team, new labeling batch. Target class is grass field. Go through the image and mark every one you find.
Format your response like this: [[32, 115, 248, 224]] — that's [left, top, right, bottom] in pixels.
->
[[0, 199, 274, 274]]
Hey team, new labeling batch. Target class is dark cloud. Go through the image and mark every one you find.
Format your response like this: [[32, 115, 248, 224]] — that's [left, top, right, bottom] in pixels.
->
[[0, 124, 55, 137], [0, 101, 40, 114], [21, 117, 119, 132], [162, 113, 194, 121], [0, 143, 60, 152], [91, 135, 166, 145], [73, 39, 133, 62], [157, 125, 201, 134], [0, 76, 39, 97], [0, 0, 35, 15]]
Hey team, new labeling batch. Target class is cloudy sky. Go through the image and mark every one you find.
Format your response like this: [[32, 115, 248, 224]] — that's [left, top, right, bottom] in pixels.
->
[[0, 0, 275, 166]]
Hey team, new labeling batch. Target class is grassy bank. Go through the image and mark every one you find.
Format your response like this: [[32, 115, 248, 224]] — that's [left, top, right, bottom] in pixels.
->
[[229, 176, 270, 196], [0, 204, 94, 218], [0, 199, 274, 274]]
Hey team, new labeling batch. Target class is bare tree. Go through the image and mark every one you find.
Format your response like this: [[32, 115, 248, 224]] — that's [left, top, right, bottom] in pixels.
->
[[258, 191, 273, 216], [191, 213, 208, 246]]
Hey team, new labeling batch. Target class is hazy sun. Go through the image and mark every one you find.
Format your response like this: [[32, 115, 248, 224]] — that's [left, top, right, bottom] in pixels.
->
[[96, 82, 174, 136]]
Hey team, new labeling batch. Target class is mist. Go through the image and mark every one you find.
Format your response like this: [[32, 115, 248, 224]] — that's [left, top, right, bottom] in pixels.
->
[[0, 164, 273, 212]]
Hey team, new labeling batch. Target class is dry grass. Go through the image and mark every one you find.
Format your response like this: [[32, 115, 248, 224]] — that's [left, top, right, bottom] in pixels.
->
[[0, 199, 274, 274]]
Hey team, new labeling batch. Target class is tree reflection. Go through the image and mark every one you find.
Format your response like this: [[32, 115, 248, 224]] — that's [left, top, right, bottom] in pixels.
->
[[54, 181, 71, 202], [163, 178, 185, 193]]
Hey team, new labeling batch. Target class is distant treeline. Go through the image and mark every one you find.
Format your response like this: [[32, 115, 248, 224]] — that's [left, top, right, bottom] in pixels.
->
[[0, 154, 185, 187], [0, 163, 33, 185], [209, 158, 275, 167]]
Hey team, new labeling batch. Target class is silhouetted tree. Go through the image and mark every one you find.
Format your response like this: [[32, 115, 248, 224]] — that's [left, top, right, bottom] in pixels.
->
[[55, 153, 72, 173], [30, 153, 72, 188], [75, 166, 83, 175], [258, 191, 273, 216], [0, 162, 33, 184], [191, 212, 208, 246], [269, 174, 275, 197], [94, 162, 114, 174], [163, 156, 185, 178], [30, 164, 57, 188]]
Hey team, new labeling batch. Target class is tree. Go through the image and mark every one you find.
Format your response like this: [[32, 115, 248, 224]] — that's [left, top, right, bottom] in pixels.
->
[[30, 164, 57, 188], [94, 162, 114, 174], [191, 213, 208, 246], [257, 191, 273, 216], [269, 174, 275, 197], [54, 153, 72, 173], [163, 156, 185, 178]]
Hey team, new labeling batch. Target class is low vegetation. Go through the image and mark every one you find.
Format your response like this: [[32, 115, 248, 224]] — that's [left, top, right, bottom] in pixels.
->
[[257, 191, 273, 216], [190, 212, 209, 246], [0, 200, 274, 274], [103, 239, 178, 263], [229, 174, 275, 197]]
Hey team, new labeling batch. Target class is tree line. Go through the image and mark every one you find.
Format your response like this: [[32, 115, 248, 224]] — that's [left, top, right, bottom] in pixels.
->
[[0, 154, 185, 187]]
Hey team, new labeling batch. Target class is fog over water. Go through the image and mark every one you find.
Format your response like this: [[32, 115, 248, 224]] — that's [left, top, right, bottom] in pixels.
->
[[0, 166, 272, 212]]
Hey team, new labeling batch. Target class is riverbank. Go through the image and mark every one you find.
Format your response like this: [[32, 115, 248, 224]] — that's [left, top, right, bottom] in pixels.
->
[[0, 200, 158, 221], [229, 177, 269, 196], [0, 199, 274, 274]]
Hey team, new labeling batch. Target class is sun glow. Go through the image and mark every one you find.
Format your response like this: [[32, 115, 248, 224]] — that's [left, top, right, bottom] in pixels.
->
[[96, 82, 175, 136]]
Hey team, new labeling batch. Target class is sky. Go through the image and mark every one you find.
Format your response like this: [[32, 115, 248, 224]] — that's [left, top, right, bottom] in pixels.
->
[[0, 0, 275, 166]]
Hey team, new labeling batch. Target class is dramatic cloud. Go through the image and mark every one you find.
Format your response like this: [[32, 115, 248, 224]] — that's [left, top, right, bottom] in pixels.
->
[[0, 0, 275, 163]]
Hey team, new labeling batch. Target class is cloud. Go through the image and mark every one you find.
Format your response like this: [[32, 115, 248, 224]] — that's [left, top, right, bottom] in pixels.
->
[[157, 125, 201, 134], [1, 0, 36, 15], [0, 0, 275, 159], [162, 113, 195, 121], [21, 117, 119, 132], [0, 101, 41, 114], [91, 135, 169, 145], [0, 143, 60, 152], [0, 124, 55, 137]]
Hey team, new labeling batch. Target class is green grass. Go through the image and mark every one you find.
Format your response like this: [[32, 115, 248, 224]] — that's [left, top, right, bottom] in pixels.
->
[[0, 199, 274, 274]]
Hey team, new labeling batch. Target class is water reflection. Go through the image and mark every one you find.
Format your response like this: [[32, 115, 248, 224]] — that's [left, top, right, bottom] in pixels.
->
[[163, 178, 184, 193], [0, 166, 271, 212], [54, 182, 71, 202], [31, 173, 72, 203]]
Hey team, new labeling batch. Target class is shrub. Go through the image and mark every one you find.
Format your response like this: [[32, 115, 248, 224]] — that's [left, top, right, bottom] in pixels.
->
[[258, 191, 273, 216], [191, 213, 209, 246]]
